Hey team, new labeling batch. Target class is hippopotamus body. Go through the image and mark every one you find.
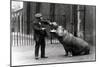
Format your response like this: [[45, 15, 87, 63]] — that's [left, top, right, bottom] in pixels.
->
[[50, 25, 90, 56]]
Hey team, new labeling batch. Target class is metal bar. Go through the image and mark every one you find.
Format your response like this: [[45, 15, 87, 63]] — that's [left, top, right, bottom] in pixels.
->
[[16, 15, 18, 46], [12, 18, 16, 46], [83, 6, 86, 40], [22, 13, 24, 46]]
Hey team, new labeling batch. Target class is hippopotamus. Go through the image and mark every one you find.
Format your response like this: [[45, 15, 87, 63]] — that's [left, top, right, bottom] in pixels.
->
[[50, 23, 90, 56]]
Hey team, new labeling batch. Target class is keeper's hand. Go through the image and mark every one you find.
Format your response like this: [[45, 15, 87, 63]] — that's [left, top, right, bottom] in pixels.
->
[[50, 29, 57, 32], [41, 28, 46, 30]]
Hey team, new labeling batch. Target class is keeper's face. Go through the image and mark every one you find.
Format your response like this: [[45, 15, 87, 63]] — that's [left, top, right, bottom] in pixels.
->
[[36, 16, 42, 21]]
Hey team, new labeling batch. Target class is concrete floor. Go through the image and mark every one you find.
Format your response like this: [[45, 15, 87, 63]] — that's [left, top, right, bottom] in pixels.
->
[[11, 43, 95, 66]]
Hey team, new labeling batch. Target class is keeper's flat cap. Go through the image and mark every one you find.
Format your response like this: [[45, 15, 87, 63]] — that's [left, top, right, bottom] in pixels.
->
[[35, 13, 42, 18]]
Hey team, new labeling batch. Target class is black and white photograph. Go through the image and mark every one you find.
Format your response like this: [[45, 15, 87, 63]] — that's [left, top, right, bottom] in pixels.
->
[[10, 0, 96, 66]]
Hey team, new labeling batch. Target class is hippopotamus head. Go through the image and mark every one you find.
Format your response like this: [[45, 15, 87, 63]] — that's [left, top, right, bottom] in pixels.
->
[[50, 22, 69, 37]]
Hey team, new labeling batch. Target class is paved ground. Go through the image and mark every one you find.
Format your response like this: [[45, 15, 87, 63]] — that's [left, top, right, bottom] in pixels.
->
[[11, 43, 95, 66]]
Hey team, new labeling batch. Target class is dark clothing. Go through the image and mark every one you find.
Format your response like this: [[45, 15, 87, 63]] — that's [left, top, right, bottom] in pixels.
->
[[33, 20, 47, 58], [35, 38, 46, 57], [33, 20, 47, 41]]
